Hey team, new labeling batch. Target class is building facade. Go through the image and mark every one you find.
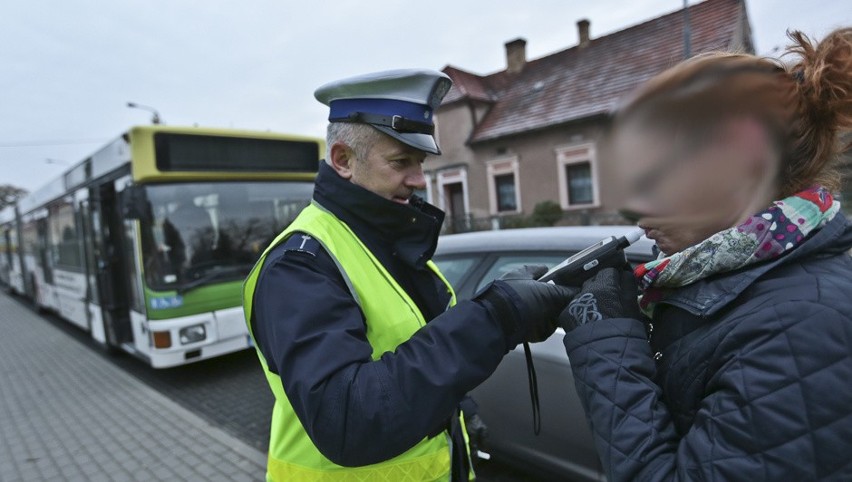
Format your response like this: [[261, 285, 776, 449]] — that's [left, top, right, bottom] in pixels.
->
[[423, 0, 755, 232]]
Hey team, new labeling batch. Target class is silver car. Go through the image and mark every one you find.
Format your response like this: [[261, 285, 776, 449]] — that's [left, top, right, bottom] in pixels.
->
[[434, 226, 654, 481]]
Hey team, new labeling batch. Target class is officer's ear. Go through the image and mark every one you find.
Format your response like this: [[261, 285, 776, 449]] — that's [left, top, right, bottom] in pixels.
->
[[329, 142, 355, 180]]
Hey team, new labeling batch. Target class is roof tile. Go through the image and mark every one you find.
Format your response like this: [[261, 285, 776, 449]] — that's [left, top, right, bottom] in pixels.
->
[[440, 0, 749, 143]]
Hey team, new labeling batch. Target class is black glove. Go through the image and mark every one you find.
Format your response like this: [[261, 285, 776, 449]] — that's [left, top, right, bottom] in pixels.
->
[[458, 396, 488, 460], [465, 413, 488, 457], [558, 266, 644, 332], [476, 265, 577, 348]]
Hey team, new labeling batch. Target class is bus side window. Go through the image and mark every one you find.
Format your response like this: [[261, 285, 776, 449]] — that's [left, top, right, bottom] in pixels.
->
[[50, 199, 84, 272]]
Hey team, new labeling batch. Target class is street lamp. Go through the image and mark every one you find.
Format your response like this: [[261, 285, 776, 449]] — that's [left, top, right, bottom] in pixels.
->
[[127, 101, 163, 124], [45, 158, 69, 165]]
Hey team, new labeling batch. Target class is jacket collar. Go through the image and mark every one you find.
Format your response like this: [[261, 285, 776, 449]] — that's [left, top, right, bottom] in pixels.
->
[[312, 161, 445, 269], [661, 214, 852, 317]]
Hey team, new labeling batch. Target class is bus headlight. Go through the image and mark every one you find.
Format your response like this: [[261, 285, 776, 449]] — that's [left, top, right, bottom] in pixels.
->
[[179, 324, 206, 345]]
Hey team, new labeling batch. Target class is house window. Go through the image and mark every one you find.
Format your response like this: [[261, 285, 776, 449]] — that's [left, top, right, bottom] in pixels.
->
[[487, 156, 521, 215], [565, 163, 593, 205], [556, 143, 599, 209], [495, 174, 517, 211]]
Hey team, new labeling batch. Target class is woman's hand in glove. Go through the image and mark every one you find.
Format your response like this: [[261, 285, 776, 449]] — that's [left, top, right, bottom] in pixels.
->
[[558, 267, 645, 332]]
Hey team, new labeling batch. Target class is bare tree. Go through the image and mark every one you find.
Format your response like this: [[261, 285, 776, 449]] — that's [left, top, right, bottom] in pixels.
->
[[0, 184, 27, 211]]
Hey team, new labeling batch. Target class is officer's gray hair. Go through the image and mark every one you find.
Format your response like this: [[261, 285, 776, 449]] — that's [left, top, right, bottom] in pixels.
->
[[325, 123, 381, 163]]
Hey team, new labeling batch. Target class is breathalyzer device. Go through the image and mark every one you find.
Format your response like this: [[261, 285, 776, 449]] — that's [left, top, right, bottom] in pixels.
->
[[538, 229, 645, 286], [522, 228, 646, 437]]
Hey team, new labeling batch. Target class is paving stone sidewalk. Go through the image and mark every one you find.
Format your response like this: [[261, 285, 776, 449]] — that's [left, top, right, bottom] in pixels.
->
[[0, 292, 267, 481]]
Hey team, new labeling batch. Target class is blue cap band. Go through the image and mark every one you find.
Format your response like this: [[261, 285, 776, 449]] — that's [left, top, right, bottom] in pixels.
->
[[328, 98, 433, 125]]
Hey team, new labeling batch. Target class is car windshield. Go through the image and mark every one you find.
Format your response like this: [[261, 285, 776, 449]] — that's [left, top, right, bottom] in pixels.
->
[[140, 181, 313, 292], [433, 256, 478, 289], [475, 254, 569, 293]]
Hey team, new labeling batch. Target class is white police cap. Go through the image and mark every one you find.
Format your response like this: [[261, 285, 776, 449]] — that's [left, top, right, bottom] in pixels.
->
[[314, 69, 453, 155]]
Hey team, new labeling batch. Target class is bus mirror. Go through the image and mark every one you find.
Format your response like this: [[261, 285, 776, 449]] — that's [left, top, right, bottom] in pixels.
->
[[122, 185, 150, 220]]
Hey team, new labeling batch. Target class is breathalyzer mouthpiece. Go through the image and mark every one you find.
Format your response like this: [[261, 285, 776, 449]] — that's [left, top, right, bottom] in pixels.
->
[[624, 228, 644, 246]]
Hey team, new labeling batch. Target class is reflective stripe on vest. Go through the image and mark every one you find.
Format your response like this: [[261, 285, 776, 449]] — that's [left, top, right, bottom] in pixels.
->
[[243, 201, 467, 482]]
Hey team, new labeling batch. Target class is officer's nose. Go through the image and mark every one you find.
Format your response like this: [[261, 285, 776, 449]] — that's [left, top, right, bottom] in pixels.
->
[[405, 165, 427, 191]]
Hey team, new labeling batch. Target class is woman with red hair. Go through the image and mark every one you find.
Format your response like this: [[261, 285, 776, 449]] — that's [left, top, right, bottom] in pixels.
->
[[560, 28, 852, 481]]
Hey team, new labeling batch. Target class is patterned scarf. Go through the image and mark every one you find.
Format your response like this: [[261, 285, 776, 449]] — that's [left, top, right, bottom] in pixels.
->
[[635, 186, 840, 317]]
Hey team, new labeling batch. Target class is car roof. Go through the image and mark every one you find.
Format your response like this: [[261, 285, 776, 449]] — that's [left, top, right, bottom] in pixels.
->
[[435, 226, 655, 258]]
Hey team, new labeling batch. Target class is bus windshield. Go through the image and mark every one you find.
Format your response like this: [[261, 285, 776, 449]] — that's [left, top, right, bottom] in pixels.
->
[[140, 181, 313, 292]]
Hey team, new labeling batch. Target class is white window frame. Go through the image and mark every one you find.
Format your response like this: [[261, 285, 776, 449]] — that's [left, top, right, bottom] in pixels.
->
[[436, 167, 469, 216], [422, 172, 433, 204], [486, 156, 521, 215], [556, 143, 600, 210]]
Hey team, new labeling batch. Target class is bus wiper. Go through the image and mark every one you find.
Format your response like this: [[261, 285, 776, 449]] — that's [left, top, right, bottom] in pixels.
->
[[176, 264, 253, 295]]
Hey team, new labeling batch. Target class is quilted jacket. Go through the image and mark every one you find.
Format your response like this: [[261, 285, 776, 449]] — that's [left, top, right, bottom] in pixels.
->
[[563, 214, 852, 481]]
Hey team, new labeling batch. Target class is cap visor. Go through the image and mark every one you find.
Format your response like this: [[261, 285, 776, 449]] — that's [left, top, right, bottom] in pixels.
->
[[371, 125, 440, 155]]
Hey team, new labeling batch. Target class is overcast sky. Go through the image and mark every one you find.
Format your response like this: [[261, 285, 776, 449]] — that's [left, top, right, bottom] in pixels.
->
[[1, 0, 849, 192]]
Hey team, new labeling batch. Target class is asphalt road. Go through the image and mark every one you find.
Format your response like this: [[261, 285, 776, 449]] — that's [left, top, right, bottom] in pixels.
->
[[23, 295, 565, 481]]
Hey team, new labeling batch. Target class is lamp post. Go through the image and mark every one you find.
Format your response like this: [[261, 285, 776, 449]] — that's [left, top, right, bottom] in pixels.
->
[[126, 102, 163, 124]]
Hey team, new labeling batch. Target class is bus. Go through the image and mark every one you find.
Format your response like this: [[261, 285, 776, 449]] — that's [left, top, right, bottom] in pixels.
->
[[0, 125, 322, 368], [0, 206, 24, 293]]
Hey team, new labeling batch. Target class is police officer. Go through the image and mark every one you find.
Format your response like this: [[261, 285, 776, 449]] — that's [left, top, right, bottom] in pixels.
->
[[243, 69, 573, 481]]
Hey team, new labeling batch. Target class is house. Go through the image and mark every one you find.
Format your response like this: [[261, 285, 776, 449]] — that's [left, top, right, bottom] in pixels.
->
[[423, 0, 755, 232]]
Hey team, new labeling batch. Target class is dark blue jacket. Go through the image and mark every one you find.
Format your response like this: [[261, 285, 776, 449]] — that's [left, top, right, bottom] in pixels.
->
[[251, 163, 512, 474], [564, 214, 852, 481]]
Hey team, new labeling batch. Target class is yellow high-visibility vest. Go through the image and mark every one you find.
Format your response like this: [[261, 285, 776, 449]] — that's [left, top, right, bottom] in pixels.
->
[[243, 201, 470, 481]]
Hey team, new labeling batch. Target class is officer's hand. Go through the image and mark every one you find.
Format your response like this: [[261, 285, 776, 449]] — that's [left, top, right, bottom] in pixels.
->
[[465, 413, 489, 457], [558, 267, 644, 332], [476, 265, 577, 348]]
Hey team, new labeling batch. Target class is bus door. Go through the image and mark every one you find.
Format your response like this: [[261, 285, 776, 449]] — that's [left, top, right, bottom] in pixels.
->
[[0, 227, 10, 285], [36, 218, 52, 283], [35, 216, 54, 308], [91, 181, 132, 348], [10, 217, 25, 295], [77, 196, 102, 340]]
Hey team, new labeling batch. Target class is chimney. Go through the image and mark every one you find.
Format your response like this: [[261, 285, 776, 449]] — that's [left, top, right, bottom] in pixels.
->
[[577, 19, 591, 48], [505, 38, 527, 74]]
